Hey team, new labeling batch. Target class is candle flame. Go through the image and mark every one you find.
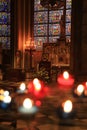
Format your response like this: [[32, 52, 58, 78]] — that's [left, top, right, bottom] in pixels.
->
[[63, 71, 69, 79], [76, 84, 84, 95], [19, 82, 26, 91], [33, 78, 41, 91], [23, 98, 33, 109], [63, 100, 73, 113]]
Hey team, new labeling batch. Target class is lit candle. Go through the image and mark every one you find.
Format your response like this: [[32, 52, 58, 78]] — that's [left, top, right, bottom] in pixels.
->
[[17, 82, 27, 93], [18, 98, 38, 114], [57, 71, 74, 89], [74, 84, 84, 96], [27, 78, 47, 99], [0, 89, 12, 109], [33, 78, 42, 92]]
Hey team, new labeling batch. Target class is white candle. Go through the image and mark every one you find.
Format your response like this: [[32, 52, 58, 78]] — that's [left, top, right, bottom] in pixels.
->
[[18, 98, 38, 114]]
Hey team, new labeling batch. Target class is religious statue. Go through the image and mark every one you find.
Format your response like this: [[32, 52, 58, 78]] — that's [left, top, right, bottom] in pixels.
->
[[60, 14, 65, 39]]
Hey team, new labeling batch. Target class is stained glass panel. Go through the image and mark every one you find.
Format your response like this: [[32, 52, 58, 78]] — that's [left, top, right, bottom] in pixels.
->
[[66, 0, 72, 9], [66, 10, 71, 22], [34, 37, 47, 44], [1, 12, 8, 24], [34, 0, 47, 11], [49, 36, 60, 43], [66, 23, 71, 35], [0, 0, 10, 49], [2, 37, 10, 49], [1, 25, 8, 36], [49, 10, 63, 23], [34, 24, 47, 36], [0, 0, 10, 12], [34, 11, 48, 23], [34, 37, 47, 50], [49, 24, 60, 35]]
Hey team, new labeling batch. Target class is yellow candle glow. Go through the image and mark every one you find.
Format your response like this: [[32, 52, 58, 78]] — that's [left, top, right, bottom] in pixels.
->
[[33, 78, 41, 91]]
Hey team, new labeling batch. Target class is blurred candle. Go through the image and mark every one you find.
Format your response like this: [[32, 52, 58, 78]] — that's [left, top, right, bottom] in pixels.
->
[[17, 82, 26, 93], [75, 84, 84, 96], [20, 82, 26, 91], [18, 98, 38, 114], [33, 78, 41, 92], [57, 71, 74, 89]]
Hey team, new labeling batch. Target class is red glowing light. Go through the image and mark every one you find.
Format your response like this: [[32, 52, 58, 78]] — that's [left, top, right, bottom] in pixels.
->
[[83, 82, 87, 96], [28, 81, 34, 93], [33, 78, 42, 91], [84, 82, 87, 89], [57, 71, 74, 90], [27, 78, 48, 99], [35, 100, 42, 107]]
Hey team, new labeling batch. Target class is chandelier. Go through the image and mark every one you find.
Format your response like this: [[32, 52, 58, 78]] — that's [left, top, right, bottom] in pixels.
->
[[40, 0, 65, 10]]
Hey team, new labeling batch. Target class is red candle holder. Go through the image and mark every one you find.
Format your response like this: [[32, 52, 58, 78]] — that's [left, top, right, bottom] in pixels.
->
[[57, 71, 74, 90]]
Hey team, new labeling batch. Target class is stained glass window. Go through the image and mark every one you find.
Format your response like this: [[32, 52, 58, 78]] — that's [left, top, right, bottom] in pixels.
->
[[49, 10, 63, 23], [34, 0, 72, 50], [0, 0, 10, 49]]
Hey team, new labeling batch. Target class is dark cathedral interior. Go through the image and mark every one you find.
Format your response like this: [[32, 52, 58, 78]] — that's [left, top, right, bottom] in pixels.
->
[[0, 0, 87, 130]]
